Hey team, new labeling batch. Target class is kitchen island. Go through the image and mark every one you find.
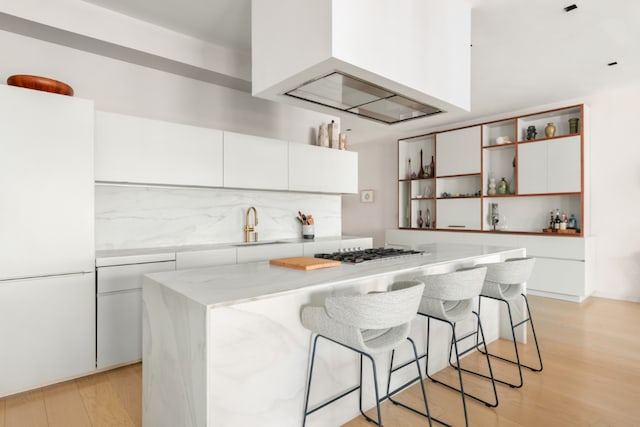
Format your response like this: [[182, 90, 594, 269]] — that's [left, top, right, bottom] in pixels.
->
[[142, 243, 526, 427]]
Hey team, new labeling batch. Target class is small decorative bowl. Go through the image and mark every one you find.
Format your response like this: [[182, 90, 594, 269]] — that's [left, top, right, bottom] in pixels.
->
[[7, 75, 74, 96]]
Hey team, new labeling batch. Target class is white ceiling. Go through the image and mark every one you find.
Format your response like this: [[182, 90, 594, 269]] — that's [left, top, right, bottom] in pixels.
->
[[81, 0, 640, 143]]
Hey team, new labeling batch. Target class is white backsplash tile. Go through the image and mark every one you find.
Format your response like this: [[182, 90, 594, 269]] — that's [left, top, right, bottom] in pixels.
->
[[95, 185, 341, 250]]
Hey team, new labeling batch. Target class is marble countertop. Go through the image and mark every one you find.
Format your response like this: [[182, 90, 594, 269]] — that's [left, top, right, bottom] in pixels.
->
[[145, 243, 523, 308], [95, 235, 369, 266]]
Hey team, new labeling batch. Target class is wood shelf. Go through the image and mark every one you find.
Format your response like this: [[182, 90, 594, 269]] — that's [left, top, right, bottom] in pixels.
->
[[398, 104, 585, 236]]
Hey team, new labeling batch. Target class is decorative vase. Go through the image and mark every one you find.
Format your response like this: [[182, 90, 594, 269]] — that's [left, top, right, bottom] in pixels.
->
[[568, 118, 579, 134], [545, 122, 556, 138], [417, 210, 424, 228], [317, 123, 329, 147], [498, 177, 508, 194], [488, 173, 497, 195]]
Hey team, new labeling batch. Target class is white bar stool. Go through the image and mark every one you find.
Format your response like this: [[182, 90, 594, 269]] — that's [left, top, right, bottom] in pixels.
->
[[474, 257, 543, 388], [388, 266, 497, 427], [301, 282, 432, 427]]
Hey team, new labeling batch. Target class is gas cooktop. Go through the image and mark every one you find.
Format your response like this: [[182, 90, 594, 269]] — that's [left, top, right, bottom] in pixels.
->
[[314, 247, 424, 264]]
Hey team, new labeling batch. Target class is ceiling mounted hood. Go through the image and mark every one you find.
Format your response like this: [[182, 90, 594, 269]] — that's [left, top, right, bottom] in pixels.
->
[[251, 0, 471, 125]]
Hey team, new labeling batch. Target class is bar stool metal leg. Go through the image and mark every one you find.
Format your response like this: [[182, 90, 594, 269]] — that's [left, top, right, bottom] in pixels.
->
[[424, 315, 498, 427], [474, 293, 543, 388], [386, 337, 435, 426]]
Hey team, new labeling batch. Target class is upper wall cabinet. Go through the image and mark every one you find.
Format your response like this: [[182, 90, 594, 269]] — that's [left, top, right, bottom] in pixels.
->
[[518, 136, 581, 195], [223, 132, 289, 191], [95, 112, 223, 187], [436, 126, 481, 176], [289, 143, 358, 194]]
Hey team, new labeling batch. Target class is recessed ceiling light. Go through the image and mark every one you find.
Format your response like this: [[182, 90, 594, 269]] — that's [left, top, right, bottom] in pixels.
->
[[564, 4, 578, 12], [608, 61, 618, 66]]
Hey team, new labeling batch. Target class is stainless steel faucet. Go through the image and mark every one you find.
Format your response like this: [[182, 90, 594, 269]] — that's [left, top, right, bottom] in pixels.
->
[[244, 207, 258, 242]]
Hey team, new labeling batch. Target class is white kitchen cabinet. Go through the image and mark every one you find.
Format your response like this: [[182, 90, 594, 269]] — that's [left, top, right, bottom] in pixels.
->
[[236, 243, 303, 263], [0, 84, 94, 280], [176, 248, 237, 270], [436, 126, 481, 176], [0, 273, 95, 397], [436, 198, 481, 230], [547, 137, 581, 193], [518, 136, 581, 194], [95, 111, 223, 187], [517, 141, 547, 195], [97, 260, 176, 369], [223, 132, 289, 190], [386, 229, 594, 302], [288, 143, 358, 193]]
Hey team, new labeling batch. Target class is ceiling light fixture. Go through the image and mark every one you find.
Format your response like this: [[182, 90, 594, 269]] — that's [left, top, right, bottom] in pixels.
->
[[564, 4, 578, 12]]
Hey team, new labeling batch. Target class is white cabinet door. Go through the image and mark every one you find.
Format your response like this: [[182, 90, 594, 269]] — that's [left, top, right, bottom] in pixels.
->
[[0, 85, 94, 280], [97, 290, 142, 369], [95, 112, 223, 187], [518, 136, 581, 195], [436, 126, 481, 176], [96, 261, 175, 369], [517, 142, 547, 195], [547, 136, 581, 193], [436, 198, 481, 230], [289, 143, 358, 193], [176, 248, 237, 270], [0, 273, 95, 397], [223, 132, 289, 190], [236, 243, 303, 263]]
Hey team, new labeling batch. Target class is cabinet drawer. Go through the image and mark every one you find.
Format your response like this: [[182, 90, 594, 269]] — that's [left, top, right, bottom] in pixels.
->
[[97, 290, 142, 369], [527, 257, 585, 297], [97, 261, 176, 293], [436, 198, 481, 230]]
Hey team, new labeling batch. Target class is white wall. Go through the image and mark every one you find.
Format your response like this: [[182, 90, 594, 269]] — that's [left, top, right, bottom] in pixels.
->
[[342, 139, 398, 247], [0, 29, 337, 144], [344, 83, 640, 302]]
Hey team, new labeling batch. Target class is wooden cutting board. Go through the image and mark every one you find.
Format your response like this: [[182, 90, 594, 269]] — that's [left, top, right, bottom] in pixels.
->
[[269, 256, 341, 270]]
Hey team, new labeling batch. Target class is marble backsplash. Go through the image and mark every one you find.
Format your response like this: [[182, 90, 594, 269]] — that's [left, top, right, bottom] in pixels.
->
[[95, 184, 342, 250]]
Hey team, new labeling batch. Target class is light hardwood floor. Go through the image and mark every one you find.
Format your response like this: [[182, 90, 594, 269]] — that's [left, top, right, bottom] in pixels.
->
[[1, 296, 639, 427]]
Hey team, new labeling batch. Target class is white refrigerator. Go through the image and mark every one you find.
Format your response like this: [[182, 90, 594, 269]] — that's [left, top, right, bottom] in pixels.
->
[[0, 84, 96, 397]]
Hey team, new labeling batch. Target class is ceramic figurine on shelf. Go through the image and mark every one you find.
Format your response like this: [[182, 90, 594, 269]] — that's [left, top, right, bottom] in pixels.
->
[[526, 125, 537, 140], [488, 173, 497, 195]]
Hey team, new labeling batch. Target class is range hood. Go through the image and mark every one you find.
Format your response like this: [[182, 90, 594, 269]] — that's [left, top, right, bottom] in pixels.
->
[[251, 0, 471, 125]]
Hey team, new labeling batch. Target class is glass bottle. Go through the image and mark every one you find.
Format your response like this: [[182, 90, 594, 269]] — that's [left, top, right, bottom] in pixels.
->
[[429, 155, 435, 178], [417, 210, 424, 228], [418, 149, 425, 179]]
